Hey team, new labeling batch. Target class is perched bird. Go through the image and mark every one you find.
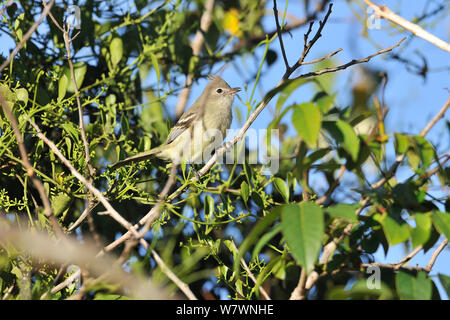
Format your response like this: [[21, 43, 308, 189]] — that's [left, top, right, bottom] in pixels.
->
[[111, 75, 240, 168]]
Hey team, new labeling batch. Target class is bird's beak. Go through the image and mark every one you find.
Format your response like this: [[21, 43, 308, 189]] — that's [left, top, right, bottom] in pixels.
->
[[226, 87, 241, 95]]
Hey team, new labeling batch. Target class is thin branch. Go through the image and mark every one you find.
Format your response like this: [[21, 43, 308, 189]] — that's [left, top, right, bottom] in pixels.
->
[[273, 0, 290, 70], [289, 268, 307, 300], [290, 3, 334, 73], [231, 0, 331, 53], [296, 37, 406, 79], [425, 238, 448, 271], [300, 48, 342, 65], [362, 237, 447, 274], [151, 249, 198, 300], [363, 0, 450, 52], [43, 0, 97, 236], [230, 240, 271, 300]]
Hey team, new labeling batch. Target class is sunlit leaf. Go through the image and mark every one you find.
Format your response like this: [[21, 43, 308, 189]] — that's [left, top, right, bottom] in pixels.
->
[[281, 202, 324, 274], [396, 270, 432, 300]]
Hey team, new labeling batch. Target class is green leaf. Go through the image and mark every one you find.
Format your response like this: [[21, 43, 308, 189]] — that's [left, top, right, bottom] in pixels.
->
[[394, 133, 410, 154], [411, 213, 432, 248], [325, 203, 359, 223], [396, 270, 432, 300], [413, 136, 435, 169], [432, 211, 450, 239], [240, 181, 249, 204], [323, 120, 360, 161], [149, 52, 160, 93], [314, 91, 336, 114], [110, 37, 123, 68], [0, 83, 16, 108], [281, 202, 324, 274], [58, 74, 68, 102], [63, 62, 87, 93], [275, 78, 310, 116], [438, 274, 450, 296], [292, 102, 322, 148], [15, 88, 28, 105], [273, 177, 289, 203], [120, 113, 129, 136], [377, 212, 410, 245], [251, 192, 264, 209], [51, 193, 71, 217], [406, 149, 420, 171]]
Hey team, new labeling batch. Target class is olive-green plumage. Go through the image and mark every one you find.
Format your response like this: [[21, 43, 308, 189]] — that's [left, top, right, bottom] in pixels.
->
[[111, 76, 240, 168]]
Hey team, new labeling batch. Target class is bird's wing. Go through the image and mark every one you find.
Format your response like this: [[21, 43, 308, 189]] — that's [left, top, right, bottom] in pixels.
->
[[165, 102, 202, 145]]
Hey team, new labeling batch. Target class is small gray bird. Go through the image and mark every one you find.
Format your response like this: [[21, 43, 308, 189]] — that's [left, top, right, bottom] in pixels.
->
[[112, 75, 240, 168]]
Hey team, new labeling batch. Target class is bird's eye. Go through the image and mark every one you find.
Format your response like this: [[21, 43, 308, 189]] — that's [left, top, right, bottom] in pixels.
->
[[216, 88, 223, 94]]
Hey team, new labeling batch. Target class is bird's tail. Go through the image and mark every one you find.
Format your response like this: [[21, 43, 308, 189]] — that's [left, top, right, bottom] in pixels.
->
[[110, 145, 168, 169]]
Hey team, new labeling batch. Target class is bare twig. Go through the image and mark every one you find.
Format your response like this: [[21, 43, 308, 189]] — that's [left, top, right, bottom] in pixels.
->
[[296, 37, 406, 79], [230, 240, 271, 300], [419, 97, 450, 136], [231, 0, 331, 52], [315, 164, 346, 205], [174, 0, 215, 118], [301, 48, 342, 65], [362, 237, 447, 273], [363, 0, 450, 52]]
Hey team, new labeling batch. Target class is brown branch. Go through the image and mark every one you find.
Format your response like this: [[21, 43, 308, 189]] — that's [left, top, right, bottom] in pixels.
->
[[174, 0, 215, 118], [362, 238, 447, 273], [315, 164, 346, 205], [296, 37, 406, 79], [231, 0, 331, 53], [425, 238, 448, 271], [0, 226, 167, 299], [301, 48, 342, 65], [363, 0, 450, 52], [419, 97, 450, 136], [273, 0, 290, 70]]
